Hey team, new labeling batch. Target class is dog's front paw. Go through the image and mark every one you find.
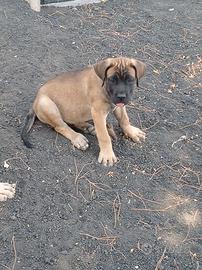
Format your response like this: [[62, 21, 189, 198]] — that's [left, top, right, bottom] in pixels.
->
[[0, 183, 16, 202], [71, 133, 89, 150], [124, 126, 146, 143], [98, 149, 117, 166]]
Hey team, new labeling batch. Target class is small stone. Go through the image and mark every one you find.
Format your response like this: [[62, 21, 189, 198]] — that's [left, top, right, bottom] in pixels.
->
[[61, 250, 68, 255]]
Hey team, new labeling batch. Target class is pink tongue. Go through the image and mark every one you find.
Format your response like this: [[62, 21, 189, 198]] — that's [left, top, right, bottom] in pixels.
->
[[116, 103, 124, 107]]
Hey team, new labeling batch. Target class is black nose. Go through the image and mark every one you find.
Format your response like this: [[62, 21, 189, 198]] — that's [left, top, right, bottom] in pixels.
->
[[117, 93, 126, 98]]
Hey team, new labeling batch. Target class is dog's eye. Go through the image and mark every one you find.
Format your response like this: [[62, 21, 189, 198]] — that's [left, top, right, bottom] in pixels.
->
[[108, 75, 118, 83], [125, 75, 135, 83]]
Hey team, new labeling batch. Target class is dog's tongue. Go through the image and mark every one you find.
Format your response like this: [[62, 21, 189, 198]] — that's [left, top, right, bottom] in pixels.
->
[[116, 103, 125, 107]]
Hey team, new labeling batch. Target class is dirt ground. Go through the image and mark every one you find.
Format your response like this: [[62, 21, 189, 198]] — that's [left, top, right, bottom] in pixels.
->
[[0, 0, 201, 269]]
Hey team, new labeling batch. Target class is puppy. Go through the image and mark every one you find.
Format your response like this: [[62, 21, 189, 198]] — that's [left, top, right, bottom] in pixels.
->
[[21, 57, 146, 165]]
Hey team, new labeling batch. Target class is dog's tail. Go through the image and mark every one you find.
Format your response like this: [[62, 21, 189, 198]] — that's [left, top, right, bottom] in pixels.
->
[[21, 108, 36, 148]]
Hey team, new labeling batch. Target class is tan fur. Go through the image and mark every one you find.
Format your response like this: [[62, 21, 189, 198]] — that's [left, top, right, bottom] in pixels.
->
[[23, 57, 146, 166], [0, 183, 16, 201]]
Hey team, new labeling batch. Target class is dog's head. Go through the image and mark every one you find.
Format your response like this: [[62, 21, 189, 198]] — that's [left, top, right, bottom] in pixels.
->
[[94, 57, 146, 106]]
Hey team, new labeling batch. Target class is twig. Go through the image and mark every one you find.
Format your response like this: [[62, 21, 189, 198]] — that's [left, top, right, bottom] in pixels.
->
[[145, 120, 160, 131], [149, 165, 165, 181], [137, 113, 143, 130], [113, 193, 121, 228], [154, 246, 167, 270], [178, 116, 202, 130], [171, 135, 187, 148], [79, 191, 89, 202], [0, 264, 11, 270], [128, 102, 155, 113], [173, 259, 180, 270], [132, 198, 188, 212], [11, 235, 17, 270], [80, 232, 118, 248], [4, 156, 34, 171], [53, 132, 62, 152], [184, 237, 202, 242], [73, 158, 94, 195], [81, 175, 111, 200], [182, 224, 191, 243], [128, 190, 162, 205]]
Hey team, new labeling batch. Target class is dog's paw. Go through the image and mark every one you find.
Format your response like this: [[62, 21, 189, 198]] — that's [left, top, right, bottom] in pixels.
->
[[124, 126, 146, 143], [0, 183, 16, 202], [98, 150, 117, 166], [72, 133, 89, 150]]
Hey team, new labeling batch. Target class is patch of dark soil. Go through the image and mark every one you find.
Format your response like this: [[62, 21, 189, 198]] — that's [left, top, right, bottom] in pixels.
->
[[0, 0, 201, 269]]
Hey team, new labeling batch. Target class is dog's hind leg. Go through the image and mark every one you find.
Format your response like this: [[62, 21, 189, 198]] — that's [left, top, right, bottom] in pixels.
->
[[75, 122, 117, 140], [74, 122, 96, 136], [34, 95, 89, 150]]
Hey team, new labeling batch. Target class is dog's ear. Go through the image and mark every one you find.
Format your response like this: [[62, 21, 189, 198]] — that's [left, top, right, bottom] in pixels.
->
[[130, 59, 146, 79], [93, 59, 114, 81]]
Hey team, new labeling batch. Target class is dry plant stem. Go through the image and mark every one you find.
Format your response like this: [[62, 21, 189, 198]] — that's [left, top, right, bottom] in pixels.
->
[[128, 190, 162, 205], [180, 165, 201, 186], [182, 224, 191, 243], [104, 224, 126, 259], [178, 180, 202, 191], [0, 264, 10, 270], [80, 233, 118, 247], [178, 116, 202, 130], [127, 102, 155, 113], [186, 237, 202, 242], [4, 156, 34, 171], [165, 162, 201, 191], [73, 158, 94, 195], [11, 235, 17, 270], [137, 113, 143, 129], [135, 190, 147, 209], [83, 176, 111, 191], [145, 120, 160, 131], [113, 193, 121, 228], [53, 132, 62, 152], [81, 223, 118, 250], [80, 175, 111, 200], [149, 166, 165, 181], [132, 198, 188, 212], [89, 182, 95, 200], [0, 235, 17, 270], [155, 246, 167, 270], [79, 191, 89, 202], [173, 259, 180, 270]]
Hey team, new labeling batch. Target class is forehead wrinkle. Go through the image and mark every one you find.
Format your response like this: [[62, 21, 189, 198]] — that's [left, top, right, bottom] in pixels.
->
[[113, 62, 127, 78], [108, 58, 135, 79]]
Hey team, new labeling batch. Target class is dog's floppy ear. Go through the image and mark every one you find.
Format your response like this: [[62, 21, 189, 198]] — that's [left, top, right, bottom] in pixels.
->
[[130, 59, 146, 80], [94, 59, 114, 82]]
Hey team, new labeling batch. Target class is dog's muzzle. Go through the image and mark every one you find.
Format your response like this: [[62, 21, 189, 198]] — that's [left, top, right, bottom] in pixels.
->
[[115, 93, 127, 107]]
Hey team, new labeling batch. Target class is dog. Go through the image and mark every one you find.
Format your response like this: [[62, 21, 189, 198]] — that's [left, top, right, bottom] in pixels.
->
[[21, 57, 146, 166], [0, 183, 16, 201]]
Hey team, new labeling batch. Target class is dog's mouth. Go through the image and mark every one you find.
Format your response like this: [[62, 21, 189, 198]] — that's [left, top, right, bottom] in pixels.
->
[[115, 102, 125, 107]]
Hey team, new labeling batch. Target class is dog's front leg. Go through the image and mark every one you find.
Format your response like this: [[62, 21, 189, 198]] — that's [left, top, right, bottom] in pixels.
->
[[114, 106, 146, 143], [91, 107, 117, 166]]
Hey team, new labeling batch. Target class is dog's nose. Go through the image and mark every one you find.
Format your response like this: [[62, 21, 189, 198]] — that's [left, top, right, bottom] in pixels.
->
[[117, 93, 126, 98]]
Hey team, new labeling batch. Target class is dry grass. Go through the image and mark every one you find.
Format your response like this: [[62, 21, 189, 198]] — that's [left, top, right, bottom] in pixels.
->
[[182, 56, 202, 78]]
